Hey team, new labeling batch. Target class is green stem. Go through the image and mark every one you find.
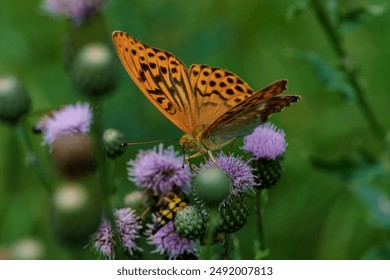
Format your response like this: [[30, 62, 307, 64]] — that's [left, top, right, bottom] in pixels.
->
[[311, 0, 385, 140], [12, 122, 53, 194], [91, 101, 124, 259], [221, 233, 233, 259], [254, 190, 268, 259], [202, 208, 219, 260]]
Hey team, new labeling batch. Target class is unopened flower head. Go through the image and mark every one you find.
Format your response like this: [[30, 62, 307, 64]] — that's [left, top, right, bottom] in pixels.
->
[[42, 0, 106, 22], [127, 144, 191, 195], [242, 123, 287, 160], [202, 153, 255, 194], [43, 102, 92, 146], [148, 221, 196, 260]]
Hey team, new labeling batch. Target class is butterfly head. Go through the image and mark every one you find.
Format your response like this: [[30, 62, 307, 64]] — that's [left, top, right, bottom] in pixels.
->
[[179, 134, 199, 151]]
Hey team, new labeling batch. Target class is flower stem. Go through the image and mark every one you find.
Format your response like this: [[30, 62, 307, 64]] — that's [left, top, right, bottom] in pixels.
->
[[254, 190, 269, 259], [12, 121, 53, 194], [221, 233, 234, 259], [201, 208, 219, 260], [311, 0, 385, 140], [91, 101, 123, 259]]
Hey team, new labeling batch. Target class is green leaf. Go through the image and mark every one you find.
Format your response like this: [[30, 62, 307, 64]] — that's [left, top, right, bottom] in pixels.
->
[[286, 0, 311, 20], [339, 4, 388, 34], [351, 182, 390, 230], [290, 51, 356, 100], [309, 150, 376, 179]]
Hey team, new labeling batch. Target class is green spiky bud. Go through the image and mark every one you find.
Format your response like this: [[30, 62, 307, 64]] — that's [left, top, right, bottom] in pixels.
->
[[174, 205, 207, 240], [218, 194, 248, 233], [194, 167, 232, 208], [102, 128, 126, 158], [69, 42, 118, 98], [0, 76, 31, 124], [252, 158, 282, 189]]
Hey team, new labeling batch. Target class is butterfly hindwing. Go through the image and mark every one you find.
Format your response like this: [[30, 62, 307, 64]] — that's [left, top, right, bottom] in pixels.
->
[[204, 80, 300, 144], [112, 31, 193, 132], [189, 64, 255, 128]]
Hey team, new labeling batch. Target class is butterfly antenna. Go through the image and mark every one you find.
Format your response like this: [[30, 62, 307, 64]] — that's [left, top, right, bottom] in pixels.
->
[[121, 138, 178, 147]]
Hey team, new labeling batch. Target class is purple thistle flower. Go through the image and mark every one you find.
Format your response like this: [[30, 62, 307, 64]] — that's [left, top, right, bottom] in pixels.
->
[[115, 208, 142, 255], [202, 153, 255, 194], [92, 208, 142, 259], [127, 144, 191, 195], [42, 0, 106, 22], [242, 123, 287, 160], [43, 102, 92, 146], [93, 219, 114, 259], [149, 221, 196, 260]]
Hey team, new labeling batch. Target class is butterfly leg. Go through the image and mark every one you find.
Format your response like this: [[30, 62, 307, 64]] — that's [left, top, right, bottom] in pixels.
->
[[141, 206, 152, 219], [207, 150, 220, 168], [184, 151, 207, 173]]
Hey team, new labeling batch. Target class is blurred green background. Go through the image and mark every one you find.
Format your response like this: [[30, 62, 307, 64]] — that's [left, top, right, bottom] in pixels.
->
[[0, 0, 389, 259]]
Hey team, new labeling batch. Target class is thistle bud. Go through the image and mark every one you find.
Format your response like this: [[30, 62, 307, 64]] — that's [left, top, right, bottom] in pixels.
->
[[252, 158, 282, 189], [0, 76, 31, 124], [174, 205, 207, 240], [194, 167, 232, 208], [9, 238, 45, 260], [123, 191, 148, 214], [69, 42, 118, 98], [51, 133, 94, 178], [50, 181, 102, 245], [103, 128, 126, 158], [218, 194, 249, 233]]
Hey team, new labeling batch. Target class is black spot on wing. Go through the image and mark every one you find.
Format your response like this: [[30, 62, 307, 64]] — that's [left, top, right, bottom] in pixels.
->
[[140, 63, 148, 71], [226, 89, 234, 95], [139, 71, 146, 82], [235, 85, 244, 92]]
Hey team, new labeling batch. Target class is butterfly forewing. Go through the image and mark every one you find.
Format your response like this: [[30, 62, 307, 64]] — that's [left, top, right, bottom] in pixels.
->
[[204, 80, 300, 144], [112, 31, 193, 132]]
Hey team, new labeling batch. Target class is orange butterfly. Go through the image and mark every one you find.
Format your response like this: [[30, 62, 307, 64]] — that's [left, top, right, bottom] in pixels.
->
[[112, 31, 300, 161]]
